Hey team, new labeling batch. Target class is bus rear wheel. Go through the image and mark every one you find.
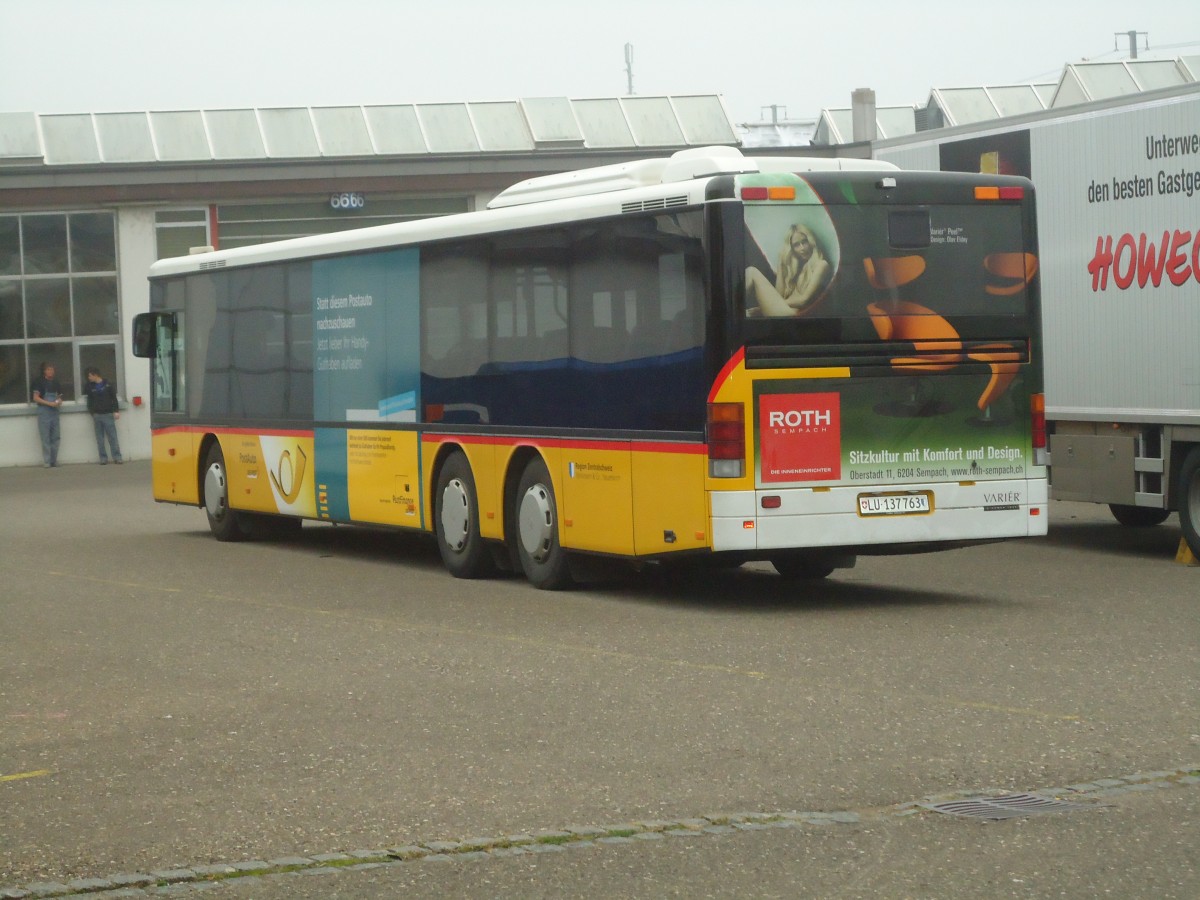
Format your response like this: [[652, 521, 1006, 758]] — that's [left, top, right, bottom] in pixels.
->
[[435, 452, 495, 579], [1109, 504, 1170, 527], [515, 457, 573, 590], [770, 552, 836, 580], [203, 443, 249, 542], [1179, 447, 1200, 559]]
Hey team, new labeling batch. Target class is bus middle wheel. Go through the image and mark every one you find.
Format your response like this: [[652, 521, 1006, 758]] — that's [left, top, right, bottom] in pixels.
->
[[435, 451, 495, 579], [515, 457, 573, 590]]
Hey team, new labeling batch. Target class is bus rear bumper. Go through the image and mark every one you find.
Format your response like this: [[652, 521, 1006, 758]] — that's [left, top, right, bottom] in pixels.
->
[[710, 478, 1049, 552]]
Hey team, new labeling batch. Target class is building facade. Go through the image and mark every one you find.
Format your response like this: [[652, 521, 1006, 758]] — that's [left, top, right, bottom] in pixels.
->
[[0, 96, 738, 467]]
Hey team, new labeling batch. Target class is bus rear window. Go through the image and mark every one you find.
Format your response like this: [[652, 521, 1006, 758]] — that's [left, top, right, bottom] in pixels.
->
[[742, 203, 1034, 340], [888, 210, 931, 249]]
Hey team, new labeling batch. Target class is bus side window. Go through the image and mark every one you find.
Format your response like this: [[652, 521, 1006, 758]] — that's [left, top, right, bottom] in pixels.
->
[[153, 312, 184, 414], [139, 283, 187, 414], [421, 245, 489, 379]]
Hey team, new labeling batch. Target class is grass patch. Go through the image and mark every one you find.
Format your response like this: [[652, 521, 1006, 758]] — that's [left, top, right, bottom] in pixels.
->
[[535, 834, 576, 845], [604, 828, 638, 839]]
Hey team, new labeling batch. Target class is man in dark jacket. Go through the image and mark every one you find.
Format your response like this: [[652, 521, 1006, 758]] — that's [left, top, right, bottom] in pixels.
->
[[84, 366, 123, 464]]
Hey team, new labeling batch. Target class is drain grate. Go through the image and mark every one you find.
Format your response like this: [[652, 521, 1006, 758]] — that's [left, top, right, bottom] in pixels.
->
[[922, 793, 1102, 821]]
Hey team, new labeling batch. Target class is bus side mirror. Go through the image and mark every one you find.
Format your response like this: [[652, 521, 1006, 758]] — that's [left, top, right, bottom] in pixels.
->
[[132, 313, 158, 358]]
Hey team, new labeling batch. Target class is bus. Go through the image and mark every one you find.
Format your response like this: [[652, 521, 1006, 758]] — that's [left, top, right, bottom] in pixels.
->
[[133, 146, 1047, 589]]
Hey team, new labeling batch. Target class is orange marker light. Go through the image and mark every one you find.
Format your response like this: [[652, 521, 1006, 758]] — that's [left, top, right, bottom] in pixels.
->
[[768, 186, 796, 201], [975, 186, 1001, 201]]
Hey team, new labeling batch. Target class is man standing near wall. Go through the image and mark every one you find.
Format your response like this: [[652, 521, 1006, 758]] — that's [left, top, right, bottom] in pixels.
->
[[30, 361, 64, 468], [84, 366, 123, 465]]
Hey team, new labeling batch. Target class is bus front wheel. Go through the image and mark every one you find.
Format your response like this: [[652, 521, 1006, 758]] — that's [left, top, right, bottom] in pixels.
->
[[1179, 447, 1200, 559], [515, 457, 573, 590], [203, 443, 249, 542], [435, 452, 495, 579]]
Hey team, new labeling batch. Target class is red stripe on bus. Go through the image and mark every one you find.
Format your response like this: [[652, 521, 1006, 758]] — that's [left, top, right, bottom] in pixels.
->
[[421, 434, 706, 454], [708, 347, 746, 403]]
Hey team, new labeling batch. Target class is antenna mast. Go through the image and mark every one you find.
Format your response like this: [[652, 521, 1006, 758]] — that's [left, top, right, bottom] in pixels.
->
[[1115, 30, 1148, 58]]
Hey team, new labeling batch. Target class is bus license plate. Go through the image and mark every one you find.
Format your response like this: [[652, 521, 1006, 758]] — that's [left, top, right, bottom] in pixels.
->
[[857, 491, 932, 517]]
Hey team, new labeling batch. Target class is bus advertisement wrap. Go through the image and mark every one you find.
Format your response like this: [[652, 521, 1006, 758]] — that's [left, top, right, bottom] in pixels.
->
[[755, 376, 1032, 487], [313, 248, 420, 423]]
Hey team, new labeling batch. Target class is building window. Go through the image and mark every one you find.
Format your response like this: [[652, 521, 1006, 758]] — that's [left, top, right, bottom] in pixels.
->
[[0, 212, 119, 406], [155, 208, 210, 260]]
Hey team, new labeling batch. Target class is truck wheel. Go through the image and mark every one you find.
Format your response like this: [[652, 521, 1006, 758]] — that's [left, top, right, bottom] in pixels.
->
[[514, 457, 573, 590], [435, 451, 495, 579], [1108, 504, 1170, 527], [203, 443, 250, 542], [1179, 448, 1200, 558]]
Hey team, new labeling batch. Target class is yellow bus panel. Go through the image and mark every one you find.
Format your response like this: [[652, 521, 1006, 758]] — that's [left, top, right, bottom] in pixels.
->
[[632, 448, 709, 555], [346, 429, 421, 527], [151, 430, 200, 505], [221, 433, 318, 518], [558, 445, 634, 555]]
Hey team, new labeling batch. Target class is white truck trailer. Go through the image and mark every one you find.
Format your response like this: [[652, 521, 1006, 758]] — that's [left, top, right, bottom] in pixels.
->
[[870, 83, 1200, 557]]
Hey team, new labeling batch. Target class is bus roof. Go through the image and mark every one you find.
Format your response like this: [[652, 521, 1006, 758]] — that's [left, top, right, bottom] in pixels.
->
[[487, 146, 898, 208], [148, 147, 899, 278]]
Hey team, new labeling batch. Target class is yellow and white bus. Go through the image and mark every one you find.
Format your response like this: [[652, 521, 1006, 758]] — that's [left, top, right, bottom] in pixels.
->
[[134, 147, 1047, 588]]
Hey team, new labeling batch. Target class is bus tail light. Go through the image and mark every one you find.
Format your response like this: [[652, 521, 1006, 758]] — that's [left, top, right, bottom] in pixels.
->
[[975, 185, 1026, 201], [1031, 392, 1046, 450], [739, 186, 796, 201], [708, 402, 745, 478]]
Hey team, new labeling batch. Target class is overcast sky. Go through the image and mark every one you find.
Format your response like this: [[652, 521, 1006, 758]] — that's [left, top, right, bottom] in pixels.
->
[[1, 0, 1197, 124]]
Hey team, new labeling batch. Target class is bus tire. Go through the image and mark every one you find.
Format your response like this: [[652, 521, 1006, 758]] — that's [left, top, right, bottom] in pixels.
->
[[435, 452, 495, 579], [515, 457, 573, 590], [770, 552, 835, 580], [1179, 447, 1200, 559], [1108, 504, 1170, 527], [203, 443, 250, 542]]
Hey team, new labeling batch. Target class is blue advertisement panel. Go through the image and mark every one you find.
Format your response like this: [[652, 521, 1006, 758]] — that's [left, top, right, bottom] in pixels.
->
[[314, 428, 350, 521], [312, 248, 420, 520], [312, 248, 421, 423]]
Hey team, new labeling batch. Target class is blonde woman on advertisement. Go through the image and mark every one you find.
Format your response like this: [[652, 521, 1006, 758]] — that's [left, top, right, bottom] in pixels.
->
[[746, 223, 831, 316]]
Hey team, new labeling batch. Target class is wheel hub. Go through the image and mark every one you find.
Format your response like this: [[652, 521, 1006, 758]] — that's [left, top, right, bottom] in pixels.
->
[[518, 483, 554, 561], [440, 478, 471, 552], [204, 463, 228, 519]]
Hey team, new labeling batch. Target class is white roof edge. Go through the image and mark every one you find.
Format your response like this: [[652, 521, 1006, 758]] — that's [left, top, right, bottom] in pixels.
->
[[488, 146, 896, 208]]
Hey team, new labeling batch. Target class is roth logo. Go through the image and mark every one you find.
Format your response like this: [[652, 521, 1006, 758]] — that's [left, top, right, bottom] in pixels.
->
[[767, 408, 833, 429], [1087, 228, 1200, 291], [759, 392, 842, 483]]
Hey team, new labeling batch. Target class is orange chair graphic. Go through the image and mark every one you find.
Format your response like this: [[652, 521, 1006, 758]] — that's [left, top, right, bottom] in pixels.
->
[[863, 254, 1029, 417], [863, 256, 962, 373], [983, 252, 1038, 296]]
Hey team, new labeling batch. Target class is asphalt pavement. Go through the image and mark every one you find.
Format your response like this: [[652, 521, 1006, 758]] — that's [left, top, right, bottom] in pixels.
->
[[1, 461, 1196, 898]]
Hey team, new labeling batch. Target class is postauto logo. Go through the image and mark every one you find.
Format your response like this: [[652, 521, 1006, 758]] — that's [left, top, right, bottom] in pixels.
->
[[758, 392, 842, 483]]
